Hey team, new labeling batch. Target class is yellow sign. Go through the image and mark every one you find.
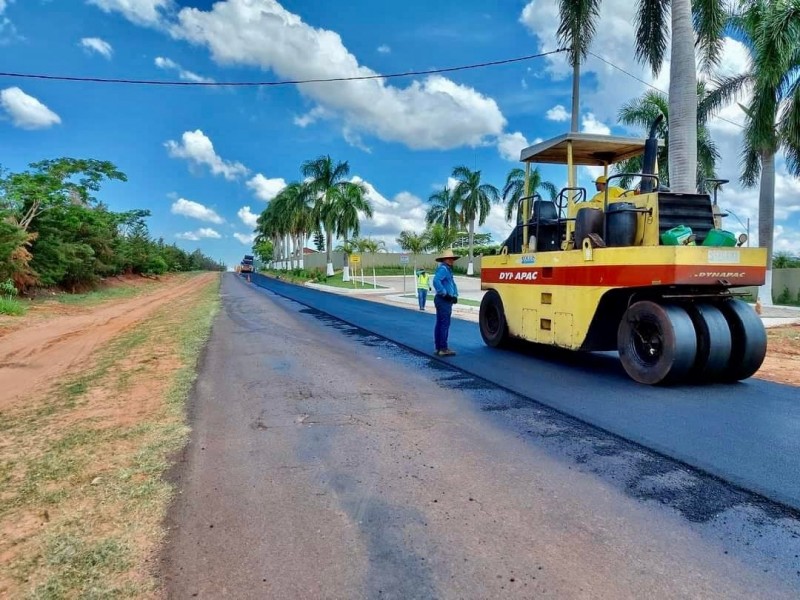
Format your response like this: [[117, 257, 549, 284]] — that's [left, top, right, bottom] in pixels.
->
[[350, 254, 361, 264]]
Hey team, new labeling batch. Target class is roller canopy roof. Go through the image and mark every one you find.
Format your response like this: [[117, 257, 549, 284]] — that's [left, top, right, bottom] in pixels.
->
[[519, 133, 663, 166]]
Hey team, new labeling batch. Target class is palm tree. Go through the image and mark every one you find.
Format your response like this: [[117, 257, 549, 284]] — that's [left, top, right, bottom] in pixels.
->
[[614, 83, 721, 192], [396, 229, 431, 273], [502, 167, 558, 222], [280, 182, 315, 269], [452, 165, 500, 275], [703, 0, 800, 304], [556, 0, 725, 193], [426, 186, 461, 230], [332, 181, 373, 281], [301, 155, 351, 276], [426, 223, 459, 253]]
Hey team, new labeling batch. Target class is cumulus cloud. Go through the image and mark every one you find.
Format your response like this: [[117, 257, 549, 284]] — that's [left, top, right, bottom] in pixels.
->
[[87, 0, 174, 27], [80, 37, 113, 58], [237, 205, 259, 228], [170, 197, 224, 223], [154, 56, 214, 83], [546, 105, 570, 122], [106, 0, 506, 150], [377, 44, 391, 54], [165, 129, 249, 180], [0, 87, 61, 129], [247, 173, 287, 201], [497, 132, 529, 162], [176, 227, 221, 240], [234, 232, 256, 244], [581, 113, 611, 135]]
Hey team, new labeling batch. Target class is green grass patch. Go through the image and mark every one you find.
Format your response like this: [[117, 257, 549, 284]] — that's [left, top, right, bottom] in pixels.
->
[[0, 274, 220, 598], [0, 296, 27, 315]]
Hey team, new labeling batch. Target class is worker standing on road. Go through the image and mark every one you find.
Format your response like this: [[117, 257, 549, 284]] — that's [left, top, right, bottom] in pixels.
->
[[415, 268, 432, 311], [432, 249, 459, 357]]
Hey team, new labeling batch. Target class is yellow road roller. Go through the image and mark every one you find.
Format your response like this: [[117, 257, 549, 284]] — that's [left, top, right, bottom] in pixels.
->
[[479, 123, 767, 385]]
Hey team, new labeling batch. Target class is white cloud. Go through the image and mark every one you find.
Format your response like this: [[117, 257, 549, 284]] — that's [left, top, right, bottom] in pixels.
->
[[237, 205, 259, 228], [170, 197, 224, 223], [293, 105, 330, 128], [247, 173, 287, 201], [154, 55, 214, 83], [497, 131, 529, 162], [165, 129, 248, 180], [87, 0, 174, 27], [0, 87, 61, 129], [234, 232, 256, 244], [546, 105, 570, 122], [175, 228, 220, 240], [165, 0, 506, 150], [581, 113, 611, 135], [176, 227, 221, 241], [0, 0, 20, 45], [377, 44, 391, 54], [80, 37, 113, 58]]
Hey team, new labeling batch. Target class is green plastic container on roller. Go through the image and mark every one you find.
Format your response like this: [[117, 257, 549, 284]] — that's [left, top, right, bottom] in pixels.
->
[[702, 229, 737, 247], [660, 225, 693, 246]]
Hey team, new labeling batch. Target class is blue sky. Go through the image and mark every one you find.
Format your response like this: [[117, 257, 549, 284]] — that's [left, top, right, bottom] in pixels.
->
[[1, 0, 798, 270]]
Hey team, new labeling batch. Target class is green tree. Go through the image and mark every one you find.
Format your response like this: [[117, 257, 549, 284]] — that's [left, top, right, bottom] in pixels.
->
[[502, 167, 558, 222], [396, 230, 430, 254], [451, 166, 500, 275], [425, 223, 459, 253], [301, 155, 352, 275], [614, 83, 720, 191], [556, 0, 726, 193], [703, 0, 800, 304], [426, 186, 461, 230], [332, 181, 373, 280]]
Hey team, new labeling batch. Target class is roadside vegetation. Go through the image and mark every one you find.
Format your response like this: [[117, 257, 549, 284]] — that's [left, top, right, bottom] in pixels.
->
[[0, 274, 220, 598], [0, 158, 223, 303]]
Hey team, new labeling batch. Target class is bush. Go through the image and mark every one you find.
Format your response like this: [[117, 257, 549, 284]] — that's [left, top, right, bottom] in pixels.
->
[[1, 278, 18, 298], [0, 296, 26, 316]]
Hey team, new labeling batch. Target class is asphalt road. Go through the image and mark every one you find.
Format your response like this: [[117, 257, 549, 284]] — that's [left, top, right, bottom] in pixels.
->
[[247, 272, 800, 511], [161, 273, 800, 598]]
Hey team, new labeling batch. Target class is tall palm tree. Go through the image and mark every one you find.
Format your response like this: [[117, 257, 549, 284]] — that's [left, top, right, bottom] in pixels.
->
[[502, 167, 558, 222], [280, 182, 315, 269], [333, 181, 373, 281], [452, 166, 500, 275], [426, 186, 462, 230], [703, 0, 800, 304], [614, 83, 721, 191], [301, 155, 351, 276], [556, 0, 726, 193]]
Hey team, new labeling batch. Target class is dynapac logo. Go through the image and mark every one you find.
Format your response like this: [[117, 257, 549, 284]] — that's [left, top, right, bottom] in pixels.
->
[[499, 271, 539, 281], [694, 271, 747, 278]]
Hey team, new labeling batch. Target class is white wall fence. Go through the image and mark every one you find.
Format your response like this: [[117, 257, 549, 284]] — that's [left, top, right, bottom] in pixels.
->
[[270, 252, 485, 274]]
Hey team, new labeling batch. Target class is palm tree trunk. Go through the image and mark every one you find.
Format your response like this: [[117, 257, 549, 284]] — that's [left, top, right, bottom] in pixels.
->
[[326, 228, 334, 276], [758, 150, 776, 305], [571, 55, 580, 133], [668, 0, 698, 194], [467, 219, 475, 276], [296, 233, 303, 269], [343, 235, 350, 281]]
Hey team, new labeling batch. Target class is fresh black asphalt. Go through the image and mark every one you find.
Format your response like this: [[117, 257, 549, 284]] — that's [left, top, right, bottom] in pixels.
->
[[248, 272, 800, 512]]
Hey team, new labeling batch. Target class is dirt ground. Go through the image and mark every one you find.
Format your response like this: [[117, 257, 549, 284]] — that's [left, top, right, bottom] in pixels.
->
[[0, 273, 216, 411]]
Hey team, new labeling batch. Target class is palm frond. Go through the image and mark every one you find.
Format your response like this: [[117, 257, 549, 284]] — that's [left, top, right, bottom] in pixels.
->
[[693, 0, 726, 73], [634, 0, 670, 75], [700, 73, 752, 121], [557, 0, 602, 65]]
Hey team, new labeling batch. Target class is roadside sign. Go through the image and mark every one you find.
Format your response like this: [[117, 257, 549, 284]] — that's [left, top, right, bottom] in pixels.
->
[[350, 254, 361, 264], [400, 254, 409, 265]]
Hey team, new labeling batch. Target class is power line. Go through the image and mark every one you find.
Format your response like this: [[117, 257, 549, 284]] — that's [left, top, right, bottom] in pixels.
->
[[0, 49, 567, 87], [587, 50, 746, 130]]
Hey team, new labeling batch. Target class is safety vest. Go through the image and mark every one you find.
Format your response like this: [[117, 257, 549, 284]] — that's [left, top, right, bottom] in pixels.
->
[[416, 272, 430, 289]]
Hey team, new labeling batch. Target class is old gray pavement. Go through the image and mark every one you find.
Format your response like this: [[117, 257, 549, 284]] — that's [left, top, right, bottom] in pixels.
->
[[162, 273, 800, 599]]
